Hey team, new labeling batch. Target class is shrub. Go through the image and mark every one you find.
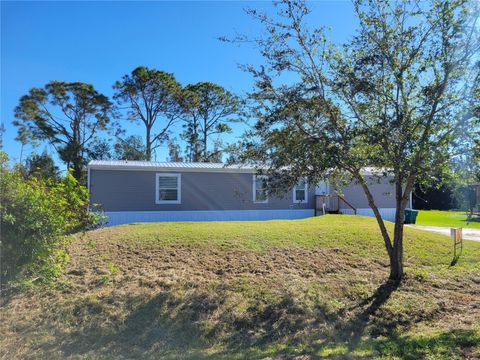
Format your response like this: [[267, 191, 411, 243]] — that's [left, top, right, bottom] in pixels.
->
[[24, 151, 61, 181], [0, 153, 101, 284]]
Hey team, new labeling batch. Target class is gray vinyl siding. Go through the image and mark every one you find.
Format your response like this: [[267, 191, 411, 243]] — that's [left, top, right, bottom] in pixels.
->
[[338, 176, 396, 209], [90, 169, 315, 212]]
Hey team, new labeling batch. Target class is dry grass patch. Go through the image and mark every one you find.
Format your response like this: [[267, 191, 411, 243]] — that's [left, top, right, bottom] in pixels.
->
[[1, 215, 479, 359]]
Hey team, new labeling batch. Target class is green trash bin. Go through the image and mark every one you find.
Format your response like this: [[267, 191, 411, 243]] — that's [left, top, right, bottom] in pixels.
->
[[404, 209, 419, 224]]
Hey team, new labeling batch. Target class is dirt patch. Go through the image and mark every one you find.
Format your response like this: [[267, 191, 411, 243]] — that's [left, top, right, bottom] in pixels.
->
[[1, 235, 479, 359], [63, 236, 388, 294]]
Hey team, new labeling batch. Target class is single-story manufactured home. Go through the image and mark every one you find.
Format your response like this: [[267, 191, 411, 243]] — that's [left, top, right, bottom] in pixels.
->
[[88, 160, 406, 226]]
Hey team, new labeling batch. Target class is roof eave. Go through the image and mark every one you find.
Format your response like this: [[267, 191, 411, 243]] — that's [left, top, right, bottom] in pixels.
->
[[87, 164, 257, 173]]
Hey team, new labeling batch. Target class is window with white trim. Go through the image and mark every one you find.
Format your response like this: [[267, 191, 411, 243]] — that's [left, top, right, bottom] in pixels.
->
[[253, 175, 268, 203], [156, 173, 181, 204], [293, 179, 308, 203]]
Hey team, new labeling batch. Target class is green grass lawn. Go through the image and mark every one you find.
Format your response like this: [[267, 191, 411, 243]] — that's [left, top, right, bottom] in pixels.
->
[[1, 215, 479, 360], [416, 210, 480, 228]]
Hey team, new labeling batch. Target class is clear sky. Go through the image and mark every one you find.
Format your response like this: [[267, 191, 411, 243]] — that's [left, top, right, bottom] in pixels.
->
[[1, 0, 357, 168]]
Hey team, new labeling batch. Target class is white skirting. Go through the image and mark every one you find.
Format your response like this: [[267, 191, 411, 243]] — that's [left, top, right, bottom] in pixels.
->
[[341, 207, 396, 222], [103, 209, 316, 226]]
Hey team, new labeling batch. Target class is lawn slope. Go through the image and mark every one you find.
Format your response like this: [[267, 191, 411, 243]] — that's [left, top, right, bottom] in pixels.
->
[[1, 215, 480, 359]]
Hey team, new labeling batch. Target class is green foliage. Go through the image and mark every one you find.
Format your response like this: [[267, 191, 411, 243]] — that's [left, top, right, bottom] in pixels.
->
[[113, 66, 183, 161], [167, 140, 183, 162], [56, 170, 103, 232], [473, 138, 480, 181], [180, 81, 241, 162], [0, 153, 101, 284], [86, 138, 112, 161], [85, 136, 148, 161], [24, 151, 60, 181], [114, 135, 146, 160], [454, 185, 478, 212], [229, 0, 479, 280], [98, 262, 120, 285], [13, 81, 112, 183]]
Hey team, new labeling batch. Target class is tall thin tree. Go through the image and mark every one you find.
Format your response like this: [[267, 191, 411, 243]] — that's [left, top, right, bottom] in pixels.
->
[[14, 81, 111, 182], [113, 67, 183, 161], [181, 82, 239, 162]]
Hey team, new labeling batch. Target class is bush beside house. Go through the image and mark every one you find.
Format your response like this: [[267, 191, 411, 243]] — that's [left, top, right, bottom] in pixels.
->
[[0, 152, 100, 285]]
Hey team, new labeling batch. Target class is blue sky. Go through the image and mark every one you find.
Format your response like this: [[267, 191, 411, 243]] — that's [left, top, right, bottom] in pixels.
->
[[1, 1, 357, 167]]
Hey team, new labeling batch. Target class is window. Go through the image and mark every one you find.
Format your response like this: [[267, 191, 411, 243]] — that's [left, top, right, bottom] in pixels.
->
[[253, 175, 268, 203], [156, 173, 181, 204], [293, 179, 308, 203]]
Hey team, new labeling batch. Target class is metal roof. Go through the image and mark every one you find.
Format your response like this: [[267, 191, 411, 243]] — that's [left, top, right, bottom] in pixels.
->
[[87, 160, 388, 176], [87, 160, 258, 173]]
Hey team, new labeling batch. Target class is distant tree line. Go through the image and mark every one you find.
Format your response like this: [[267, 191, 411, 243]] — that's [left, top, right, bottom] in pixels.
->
[[13, 67, 242, 183]]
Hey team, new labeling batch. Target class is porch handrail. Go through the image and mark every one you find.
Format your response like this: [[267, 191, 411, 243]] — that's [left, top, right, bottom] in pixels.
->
[[315, 194, 357, 215], [337, 195, 357, 215]]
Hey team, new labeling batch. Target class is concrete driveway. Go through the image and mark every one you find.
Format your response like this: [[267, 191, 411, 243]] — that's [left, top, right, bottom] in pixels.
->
[[406, 225, 480, 242]]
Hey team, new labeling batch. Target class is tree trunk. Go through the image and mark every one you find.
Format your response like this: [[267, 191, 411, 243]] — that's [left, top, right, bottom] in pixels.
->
[[19, 143, 24, 165], [202, 116, 208, 162], [203, 129, 208, 162], [71, 156, 84, 184], [389, 243, 404, 280], [389, 182, 410, 281], [193, 130, 200, 162], [355, 172, 393, 255], [389, 210, 405, 281], [188, 116, 200, 162], [355, 171, 409, 282], [145, 127, 152, 161]]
